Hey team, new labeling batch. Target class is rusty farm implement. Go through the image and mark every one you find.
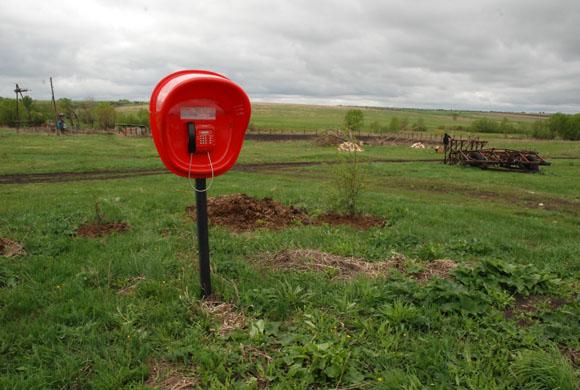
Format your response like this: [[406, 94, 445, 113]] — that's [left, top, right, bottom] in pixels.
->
[[444, 137, 550, 172]]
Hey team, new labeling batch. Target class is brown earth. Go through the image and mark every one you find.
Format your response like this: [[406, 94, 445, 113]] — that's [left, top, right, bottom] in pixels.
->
[[146, 359, 197, 390], [315, 213, 386, 229], [0, 238, 25, 257], [187, 194, 387, 232], [76, 221, 130, 238], [0, 159, 440, 185], [254, 249, 457, 281], [187, 194, 309, 232], [504, 295, 570, 327]]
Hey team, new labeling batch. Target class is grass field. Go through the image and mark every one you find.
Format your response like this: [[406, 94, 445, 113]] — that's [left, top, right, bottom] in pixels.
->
[[117, 102, 546, 134], [0, 128, 578, 388]]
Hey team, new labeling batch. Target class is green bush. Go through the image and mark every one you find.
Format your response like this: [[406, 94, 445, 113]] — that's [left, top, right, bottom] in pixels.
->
[[412, 117, 427, 132], [530, 120, 555, 139], [549, 113, 580, 140]]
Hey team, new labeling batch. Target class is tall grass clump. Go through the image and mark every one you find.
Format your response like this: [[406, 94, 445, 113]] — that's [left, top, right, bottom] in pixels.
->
[[511, 348, 577, 390]]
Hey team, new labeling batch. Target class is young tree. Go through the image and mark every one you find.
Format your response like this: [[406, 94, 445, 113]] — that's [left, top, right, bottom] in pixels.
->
[[344, 109, 364, 133]]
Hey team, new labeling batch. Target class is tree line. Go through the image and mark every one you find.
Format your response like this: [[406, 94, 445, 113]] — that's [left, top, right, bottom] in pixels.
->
[[0, 97, 148, 130]]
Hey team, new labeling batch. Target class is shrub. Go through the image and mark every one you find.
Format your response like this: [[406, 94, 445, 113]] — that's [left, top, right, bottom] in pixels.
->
[[549, 113, 580, 140], [530, 121, 555, 139], [389, 117, 400, 131], [412, 117, 427, 132], [94, 102, 117, 129]]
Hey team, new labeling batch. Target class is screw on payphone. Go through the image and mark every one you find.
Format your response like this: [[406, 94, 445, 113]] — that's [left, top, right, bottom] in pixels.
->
[[187, 122, 216, 154]]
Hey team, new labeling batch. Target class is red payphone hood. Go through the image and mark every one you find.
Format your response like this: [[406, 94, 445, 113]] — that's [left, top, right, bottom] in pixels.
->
[[149, 70, 251, 178]]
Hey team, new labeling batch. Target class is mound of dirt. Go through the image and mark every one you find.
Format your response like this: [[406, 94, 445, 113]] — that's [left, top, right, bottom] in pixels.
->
[[76, 221, 130, 238], [313, 130, 346, 146], [200, 297, 246, 335], [0, 238, 25, 257], [187, 194, 309, 232], [315, 213, 386, 230]]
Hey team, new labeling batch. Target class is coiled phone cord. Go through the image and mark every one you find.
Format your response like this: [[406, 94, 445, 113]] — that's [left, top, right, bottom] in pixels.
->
[[188, 152, 214, 193]]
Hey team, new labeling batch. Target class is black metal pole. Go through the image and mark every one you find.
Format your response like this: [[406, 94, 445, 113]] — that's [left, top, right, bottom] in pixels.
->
[[195, 178, 212, 298]]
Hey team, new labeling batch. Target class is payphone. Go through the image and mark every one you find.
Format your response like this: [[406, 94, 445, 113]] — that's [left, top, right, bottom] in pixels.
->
[[150, 70, 252, 297]]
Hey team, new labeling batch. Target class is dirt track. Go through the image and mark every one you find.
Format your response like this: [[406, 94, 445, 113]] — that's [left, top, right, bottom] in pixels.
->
[[0, 159, 440, 185]]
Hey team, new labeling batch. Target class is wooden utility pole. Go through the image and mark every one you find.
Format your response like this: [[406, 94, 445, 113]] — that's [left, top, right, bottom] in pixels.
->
[[50, 77, 60, 135], [14, 83, 28, 133]]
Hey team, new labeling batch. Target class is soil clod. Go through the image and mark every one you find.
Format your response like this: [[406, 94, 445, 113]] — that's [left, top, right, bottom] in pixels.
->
[[76, 221, 130, 238], [0, 238, 25, 257]]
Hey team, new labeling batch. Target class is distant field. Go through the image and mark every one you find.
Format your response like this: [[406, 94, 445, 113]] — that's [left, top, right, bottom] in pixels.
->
[[117, 102, 547, 133]]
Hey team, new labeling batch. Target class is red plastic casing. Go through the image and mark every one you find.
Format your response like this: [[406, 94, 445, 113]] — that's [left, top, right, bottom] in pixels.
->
[[149, 70, 251, 178]]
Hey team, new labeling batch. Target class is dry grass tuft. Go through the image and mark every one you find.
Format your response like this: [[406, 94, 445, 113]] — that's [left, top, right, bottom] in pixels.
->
[[146, 359, 197, 390], [0, 237, 25, 257], [256, 249, 457, 282], [257, 249, 405, 279], [200, 298, 246, 335], [117, 276, 145, 295], [415, 259, 458, 282]]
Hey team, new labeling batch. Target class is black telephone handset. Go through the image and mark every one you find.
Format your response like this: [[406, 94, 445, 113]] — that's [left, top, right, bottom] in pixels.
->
[[187, 121, 215, 154], [187, 122, 196, 154]]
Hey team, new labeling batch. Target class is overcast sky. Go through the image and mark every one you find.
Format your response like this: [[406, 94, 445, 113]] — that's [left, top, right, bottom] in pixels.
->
[[1, 0, 579, 112]]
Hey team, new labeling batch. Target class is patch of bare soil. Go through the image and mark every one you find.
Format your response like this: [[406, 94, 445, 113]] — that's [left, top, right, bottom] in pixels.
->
[[504, 295, 570, 327], [200, 297, 246, 335], [146, 359, 197, 390], [187, 193, 309, 232], [76, 221, 130, 238], [315, 213, 386, 230], [0, 237, 25, 257]]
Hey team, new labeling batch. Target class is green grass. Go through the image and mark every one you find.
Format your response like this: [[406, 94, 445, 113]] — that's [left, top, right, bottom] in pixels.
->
[[0, 132, 578, 388], [116, 102, 547, 134]]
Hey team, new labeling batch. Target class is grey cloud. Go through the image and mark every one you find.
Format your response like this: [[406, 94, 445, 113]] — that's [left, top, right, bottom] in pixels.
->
[[0, 0, 579, 112]]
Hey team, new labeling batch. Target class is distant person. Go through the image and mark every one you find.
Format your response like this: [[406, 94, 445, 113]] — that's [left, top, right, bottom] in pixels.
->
[[56, 114, 65, 134]]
